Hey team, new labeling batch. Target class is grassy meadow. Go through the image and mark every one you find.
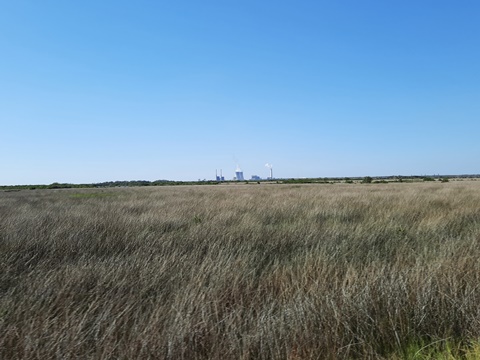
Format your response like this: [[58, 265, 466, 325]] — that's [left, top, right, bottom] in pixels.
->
[[1, 182, 480, 359]]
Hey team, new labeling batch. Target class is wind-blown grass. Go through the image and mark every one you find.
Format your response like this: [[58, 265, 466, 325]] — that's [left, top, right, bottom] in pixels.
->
[[1, 182, 480, 359]]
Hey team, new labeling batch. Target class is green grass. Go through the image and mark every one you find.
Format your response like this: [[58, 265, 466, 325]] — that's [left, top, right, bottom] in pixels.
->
[[394, 339, 480, 359], [1, 182, 480, 359]]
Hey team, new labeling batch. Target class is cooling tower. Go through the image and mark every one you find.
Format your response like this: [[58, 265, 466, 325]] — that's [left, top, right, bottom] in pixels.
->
[[235, 166, 244, 181]]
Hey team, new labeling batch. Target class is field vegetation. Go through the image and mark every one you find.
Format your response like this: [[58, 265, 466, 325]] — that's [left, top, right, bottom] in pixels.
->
[[1, 182, 480, 359]]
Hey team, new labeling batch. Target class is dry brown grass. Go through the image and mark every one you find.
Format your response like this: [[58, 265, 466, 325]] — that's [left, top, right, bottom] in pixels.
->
[[1, 182, 480, 359]]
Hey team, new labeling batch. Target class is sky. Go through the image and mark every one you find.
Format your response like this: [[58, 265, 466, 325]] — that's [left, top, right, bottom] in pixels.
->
[[1, 1, 479, 185]]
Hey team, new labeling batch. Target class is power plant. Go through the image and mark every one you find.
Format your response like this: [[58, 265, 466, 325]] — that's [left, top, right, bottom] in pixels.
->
[[215, 169, 225, 182], [234, 166, 244, 181], [214, 163, 274, 181], [265, 163, 273, 180]]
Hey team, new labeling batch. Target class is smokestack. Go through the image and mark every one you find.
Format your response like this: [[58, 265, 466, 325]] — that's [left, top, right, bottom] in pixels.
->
[[265, 163, 273, 179]]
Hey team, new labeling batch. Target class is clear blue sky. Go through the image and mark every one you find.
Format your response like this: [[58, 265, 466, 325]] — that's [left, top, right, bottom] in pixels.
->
[[1, 1, 479, 184]]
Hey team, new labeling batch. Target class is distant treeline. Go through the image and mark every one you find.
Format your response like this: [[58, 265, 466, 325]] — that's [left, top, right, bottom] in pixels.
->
[[0, 180, 219, 191], [1, 174, 480, 191], [277, 174, 479, 185]]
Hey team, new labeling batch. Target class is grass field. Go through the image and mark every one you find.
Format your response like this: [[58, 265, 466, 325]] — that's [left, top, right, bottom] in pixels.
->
[[1, 182, 480, 359]]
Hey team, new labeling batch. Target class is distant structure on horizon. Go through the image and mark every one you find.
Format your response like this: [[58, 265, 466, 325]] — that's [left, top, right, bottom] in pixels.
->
[[213, 163, 274, 181], [215, 169, 225, 182], [234, 166, 244, 181], [265, 163, 273, 179]]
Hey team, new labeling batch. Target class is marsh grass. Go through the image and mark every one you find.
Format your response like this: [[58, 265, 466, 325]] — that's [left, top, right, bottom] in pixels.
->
[[1, 183, 480, 359]]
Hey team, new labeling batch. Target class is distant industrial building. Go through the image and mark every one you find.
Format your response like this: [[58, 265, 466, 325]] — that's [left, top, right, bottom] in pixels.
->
[[213, 163, 273, 181], [215, 169, 225, 182], [234, 166, 244, 181], [265, 163, 273, 179]]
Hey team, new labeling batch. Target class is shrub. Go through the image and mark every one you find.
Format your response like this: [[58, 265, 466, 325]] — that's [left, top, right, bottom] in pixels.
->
[[362, 176, 373, 183]]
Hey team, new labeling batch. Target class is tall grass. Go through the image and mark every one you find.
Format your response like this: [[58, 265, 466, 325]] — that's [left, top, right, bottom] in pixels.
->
[[1, 182, 480, 359]]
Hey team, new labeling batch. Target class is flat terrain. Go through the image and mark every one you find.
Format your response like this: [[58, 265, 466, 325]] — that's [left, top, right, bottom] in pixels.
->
[[1, 182, 480, 359]]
